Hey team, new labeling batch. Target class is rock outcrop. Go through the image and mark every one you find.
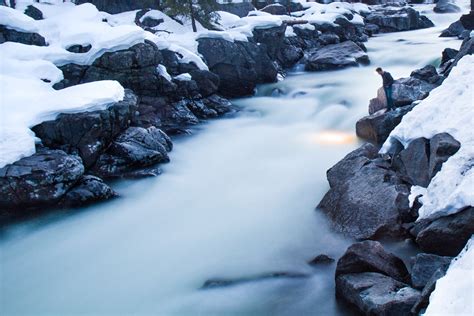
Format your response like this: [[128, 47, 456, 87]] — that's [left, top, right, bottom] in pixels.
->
[[305, 41, 369, 71]]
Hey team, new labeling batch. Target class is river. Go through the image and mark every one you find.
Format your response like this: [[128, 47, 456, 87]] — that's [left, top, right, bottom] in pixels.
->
[[0, 4, 467, 316]]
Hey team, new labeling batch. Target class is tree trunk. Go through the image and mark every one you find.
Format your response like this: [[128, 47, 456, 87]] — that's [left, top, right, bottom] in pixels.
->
[[188, 0, 197, 32]]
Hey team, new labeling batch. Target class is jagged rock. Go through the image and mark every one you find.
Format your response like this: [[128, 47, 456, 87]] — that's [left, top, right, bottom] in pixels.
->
[[0, 150, 84, 210], [356, 104, 415, 145], [197, 37, 278, 97], [66, 44, 92, 53], [32, 90, 138, 168], [202, 94, 234, 115], [410, 253, 452, 289], [410, 65, 443, 85], [60, 175, 116, 208], [317, 144, 411, 240], [202, 271, 307, 289], [392, 137, 431, 187], [428, 133, 460, 180], [305, 41, 369, 71], [0, 25, 46, 46], [415, 207, 474, 256], [441, 47, 459, 65], [434, 0, 461, 14], [336, 241, 410, 283], [309, 254, 335, 265], [75, 0, 160, 14], [440, 20, 466, 38], [185, 99, 218, 119], [365, 7, 434, 33], [336, 272, 421, 315], [411, 268, 447, 314], [443, 37, 474, 76], [92, 126, 172, 178], [277, 39, 304, 68], [260, 4, 287, 16], [459, 11, 474, 30], [189, 70, 220, 97], [252, 23, 286, 60], [24, 5, 43, 20]]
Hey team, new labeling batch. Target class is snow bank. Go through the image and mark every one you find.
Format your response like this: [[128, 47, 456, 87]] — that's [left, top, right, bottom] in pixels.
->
[[381, 55, 474, 221], [424, 237, 474, 315], [293, 1, 368, 26]]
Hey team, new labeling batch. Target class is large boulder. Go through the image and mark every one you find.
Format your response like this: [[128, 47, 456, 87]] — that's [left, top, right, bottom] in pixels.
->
[[317, 144, 411, 240], [391, 76, 440, 107], [0, 150, 84, 210], [260, 4, 288, 16], [304, 41, 369, 71], [252, 23, 287, 60], [197, 37, 278, 97], [92, 126, 172, 178], [410, 253, 452, 289], [75, 0, 160, 14], [415, 207, 474, 256], [336, 272, 421, 315], [427, 133, 460, 180], [356, 104, 415, 145], [336, 241, 410, 283], [434, 0, 461, 14], [0, 25, 46, 46], [440, 20, 467, 38], [59, 175, 116, 208], [364, 7, 434, 33], [32, 90, 138, 168]]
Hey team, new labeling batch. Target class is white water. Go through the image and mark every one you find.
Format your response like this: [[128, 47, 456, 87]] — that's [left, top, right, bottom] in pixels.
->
[[0, 5, 467, 316]]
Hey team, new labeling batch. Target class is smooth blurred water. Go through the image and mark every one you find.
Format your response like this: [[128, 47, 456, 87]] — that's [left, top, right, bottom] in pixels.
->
[[0, 5, 467, 316]]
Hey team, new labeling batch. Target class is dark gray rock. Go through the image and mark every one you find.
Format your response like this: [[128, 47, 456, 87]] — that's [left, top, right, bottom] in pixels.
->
[[252, 23, 286, 60], [309, 254, 335, 265], [277, 39, 304, 68], [189, 70, 220, 97], [0, 25, 46, 46], [410, 65, 443, 85], [441, 47, 459, 65], [416, 207, 474, 256], [202, 94, 235, 115], [75, 0, 160, 14], [411, 268, 447, 314], [60, 175, 116, 208], [24, 5, 43, 20], [92, 126, 172, 178], [197, 37, 278, 97], [356, 104, 415, 145], [428, 133, 460, 180], [434, 0, 461, 14], [32, 90, 138, 168], [336, 272, 421, 315], [391, 76, 440, 107], [392, 137, 431, 187], [318, 33, 340, 45], [410, 253, 452, 289], [0, 150, 84, 210], [443, 37, 474, 76], [317, 144, 411, 240], [260, 4, 287, 15], [365, 7, 434, 33], [336, 241, 410, 283], [66, 44, 92, 53], [305, 41, 369, 71], [440, 20, 466, 38]]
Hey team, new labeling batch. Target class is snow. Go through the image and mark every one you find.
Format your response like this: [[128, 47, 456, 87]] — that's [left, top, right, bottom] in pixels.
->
[[156, 65, 172, 82], [174, 73, 192, 81], [0, 5, 39, 33], [381, 55, 474, 221], [424, 237, 474, 315]]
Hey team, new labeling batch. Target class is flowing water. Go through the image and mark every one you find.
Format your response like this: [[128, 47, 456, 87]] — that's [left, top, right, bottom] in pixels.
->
[[0, 5, 468, 316]]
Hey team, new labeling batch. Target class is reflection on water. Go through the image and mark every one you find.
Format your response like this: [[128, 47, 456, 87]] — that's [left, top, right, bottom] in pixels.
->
[[0, 4, 467, 316]]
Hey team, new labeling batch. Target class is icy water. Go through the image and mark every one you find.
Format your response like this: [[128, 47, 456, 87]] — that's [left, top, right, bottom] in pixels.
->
[[0, 6, 467, 316]]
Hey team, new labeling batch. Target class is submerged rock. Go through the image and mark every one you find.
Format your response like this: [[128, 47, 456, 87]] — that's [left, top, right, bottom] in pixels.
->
[[0, 150, 84, 210], [336, 272, 421, 315], [336, 241, 410, 283], [305, 41, 369, 71]]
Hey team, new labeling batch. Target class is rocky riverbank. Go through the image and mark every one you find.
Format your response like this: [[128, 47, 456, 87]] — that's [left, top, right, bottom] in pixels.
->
[[0, 1, 436, 221], [317, 31, 473, 315]]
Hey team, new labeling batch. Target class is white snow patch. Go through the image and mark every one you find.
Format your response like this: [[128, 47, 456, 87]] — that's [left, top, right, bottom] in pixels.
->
[[174, 73, 192, 81], [424, 237, 474, 315], [156, 64, 172, 82], [381, 55, 474, 221]]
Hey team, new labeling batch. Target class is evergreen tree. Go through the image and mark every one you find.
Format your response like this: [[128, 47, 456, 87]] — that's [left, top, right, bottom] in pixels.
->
[[162, 0, 219, 32]]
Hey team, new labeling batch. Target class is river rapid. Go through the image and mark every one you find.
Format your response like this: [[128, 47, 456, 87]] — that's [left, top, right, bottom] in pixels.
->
[[0, 5, 467, 316]]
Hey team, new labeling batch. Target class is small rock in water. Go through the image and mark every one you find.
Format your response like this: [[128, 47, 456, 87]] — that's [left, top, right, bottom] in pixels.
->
[[201, 271, 308, 289], [309, 254, 335, 265]]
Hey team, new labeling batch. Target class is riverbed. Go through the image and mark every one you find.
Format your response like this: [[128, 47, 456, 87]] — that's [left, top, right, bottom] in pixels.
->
[[0, 5, 466, 316]]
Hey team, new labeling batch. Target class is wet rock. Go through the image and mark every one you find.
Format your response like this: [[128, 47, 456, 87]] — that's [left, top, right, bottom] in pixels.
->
[[92, 126, 172, 178], [0, 150, 84, 210], [440, 20, 466, 38], [434, 0, 461, 14], [336, 241, 410, 283], [309, 254, 335, 265], [364, 23, 380, 36], [260, 4, 287, 16], [0, 25, 46, 46], [391, 76, 440, 107], [305, 41, 369, 71], [356, 104, 415, 145], [202, 271, 308, 289], [185, 99, 218, 119], [441, 47, 459, 65], [202, 94, 234, 115], [24, 5, 43, 20], [365, 7, 434, 33], [318, 144, 411, 240], [32, 90, 138, 168], [415, 207, 474, 256], [197, 37, 278, 97], [217, 2, 255, 18], [410, 253, 452, 289], [60, 175, 116, 208], [336, 272, 421, 315], [66, 44, 92, 54], [410, 65, 443, 85]]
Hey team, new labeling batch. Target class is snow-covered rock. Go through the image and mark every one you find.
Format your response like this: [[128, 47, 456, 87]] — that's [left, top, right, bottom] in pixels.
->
[[382, 55, 474, 221]]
